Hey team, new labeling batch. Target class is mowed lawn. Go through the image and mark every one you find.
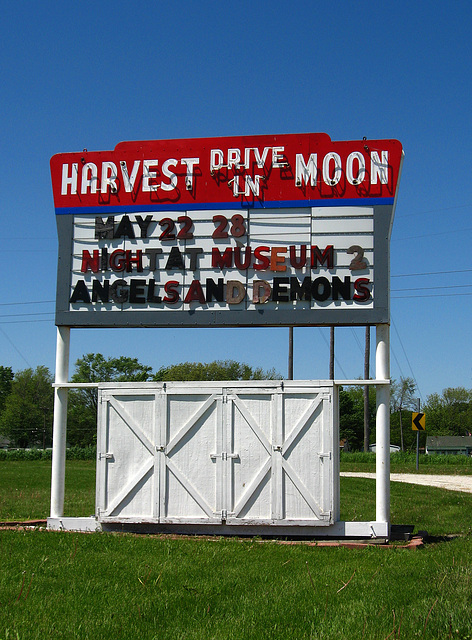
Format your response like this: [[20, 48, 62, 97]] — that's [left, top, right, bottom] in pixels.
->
[[0, 460, 95, 521], [1, 459, 471, 537], [1, 459, 472, 639]]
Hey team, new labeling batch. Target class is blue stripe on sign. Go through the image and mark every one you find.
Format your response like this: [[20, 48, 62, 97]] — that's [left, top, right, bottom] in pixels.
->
[[55, 197, 394, 215]]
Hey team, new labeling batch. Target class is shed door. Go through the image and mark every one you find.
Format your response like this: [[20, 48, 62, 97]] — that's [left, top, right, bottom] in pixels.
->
[[226, 388, 333, 525], [96, 390, 158, 521], [97, 388, 223, 523], [97, 385, 334, 526], [161, 389, 224, 524]]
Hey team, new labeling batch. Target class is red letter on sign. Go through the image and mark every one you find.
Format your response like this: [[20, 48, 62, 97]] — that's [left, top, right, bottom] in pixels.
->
[[353, 277, 371, 301], [270, 247, 288, 272], [184, 280, 206, 304], [253, 246, 270, 271], [212, 247, 233, 269], [81, 250, 100, 273], [164, 281, 180, 303], [289, 245, 307, 269], [311, 245, 334, 269]]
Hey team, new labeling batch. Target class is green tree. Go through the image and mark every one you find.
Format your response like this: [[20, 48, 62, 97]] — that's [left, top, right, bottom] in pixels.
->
[[390, 377, 417, 451], [67, 354, 153, 446], [153, 360, 280, 382], [0, 366, 54, 448], [0, 366, 14, 415], [339, 385, 376, 451], [423, 387, 472, 436]]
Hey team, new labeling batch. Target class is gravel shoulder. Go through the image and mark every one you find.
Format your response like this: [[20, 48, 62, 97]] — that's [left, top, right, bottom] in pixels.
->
[[340, 472, 472, 493]]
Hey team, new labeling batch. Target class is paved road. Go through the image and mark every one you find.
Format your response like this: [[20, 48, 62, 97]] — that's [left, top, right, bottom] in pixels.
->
[[340, 472, 472, 493]]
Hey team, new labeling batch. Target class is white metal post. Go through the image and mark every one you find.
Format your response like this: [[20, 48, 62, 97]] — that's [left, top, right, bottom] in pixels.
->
[[50, 326, 70, 518], [375, 323, 390, 525]]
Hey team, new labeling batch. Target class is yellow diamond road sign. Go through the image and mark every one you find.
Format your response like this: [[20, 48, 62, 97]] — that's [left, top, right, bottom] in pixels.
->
[[412, 412, 426, 431]]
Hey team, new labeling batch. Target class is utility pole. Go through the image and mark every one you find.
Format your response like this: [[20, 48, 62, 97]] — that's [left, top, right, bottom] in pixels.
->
[[288, 326, 293, 380], [416, 397, 421, 471], [329, 327, 335, 380], [364, 326, 370, 451]]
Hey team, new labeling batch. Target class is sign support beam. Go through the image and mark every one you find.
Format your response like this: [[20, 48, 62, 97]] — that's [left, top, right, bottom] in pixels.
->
[[50, 325, 70, 518], [375, 323, 390, 527]]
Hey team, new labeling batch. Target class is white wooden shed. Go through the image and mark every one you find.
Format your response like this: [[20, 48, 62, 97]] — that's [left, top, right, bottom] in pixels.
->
[[95, 380, 339, 535]]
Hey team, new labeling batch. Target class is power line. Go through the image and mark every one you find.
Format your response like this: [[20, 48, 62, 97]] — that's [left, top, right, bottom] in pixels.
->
[[391, 317, 423, 404], [318, 328, 348, 378], [0, 327, 32, 367], [391, 346, 406, 380], [0, 318, 54, 324], [2, 249, 56, 253], [1, 291, 472, 322], [0, 300, 55, 307], [395, 203, 471, 219], [0, 312, 55, 319], [350, 328, 364, 357], [392, 268, 472, 278], [392, 292, 472, 299], [392, 284, 472, 292], [392, 227, 472, 242]]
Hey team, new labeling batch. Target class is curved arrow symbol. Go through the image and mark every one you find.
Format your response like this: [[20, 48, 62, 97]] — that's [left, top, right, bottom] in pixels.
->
[[412, 412, 425, 431]]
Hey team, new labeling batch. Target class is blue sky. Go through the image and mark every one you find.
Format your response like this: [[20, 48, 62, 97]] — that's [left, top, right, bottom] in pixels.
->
[[1, 0, 471, 402]]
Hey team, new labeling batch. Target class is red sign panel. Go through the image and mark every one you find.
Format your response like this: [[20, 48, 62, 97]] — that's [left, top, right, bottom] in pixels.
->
[[50, 133, 403, 214]]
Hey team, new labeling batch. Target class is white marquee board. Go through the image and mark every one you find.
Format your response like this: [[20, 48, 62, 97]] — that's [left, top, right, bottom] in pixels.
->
[[51, 133, 403, 328]]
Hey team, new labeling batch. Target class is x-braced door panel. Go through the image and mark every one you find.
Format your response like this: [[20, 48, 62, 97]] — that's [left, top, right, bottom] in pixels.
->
[[226, 389, 333, 525], [162, 392, 222, 523], [96, 391, 157, 520]]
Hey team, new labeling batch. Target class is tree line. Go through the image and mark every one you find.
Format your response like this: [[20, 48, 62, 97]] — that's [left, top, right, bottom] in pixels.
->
[[0, 357, 471, 450], [0, 356, 279, 448], [340, 379, 472, 451]]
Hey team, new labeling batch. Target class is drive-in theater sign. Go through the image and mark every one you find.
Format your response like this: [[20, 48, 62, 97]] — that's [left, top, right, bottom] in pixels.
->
[[49, 133, 403, 539], [50, 133, 403, 328]]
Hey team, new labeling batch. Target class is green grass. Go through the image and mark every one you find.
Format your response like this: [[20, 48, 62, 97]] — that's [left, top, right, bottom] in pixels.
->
[[1, 459, 472, 536], [1, 530, 472, 639], [1, 460, 472, 638], [340, 477, 472, 536], [0, 461, 95, 521], [341, 451, 472, 475]]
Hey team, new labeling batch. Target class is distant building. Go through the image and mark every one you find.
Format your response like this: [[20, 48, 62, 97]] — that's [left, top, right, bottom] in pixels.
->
[[369, 443, 401, 453], [426, 436, 472, 456]]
